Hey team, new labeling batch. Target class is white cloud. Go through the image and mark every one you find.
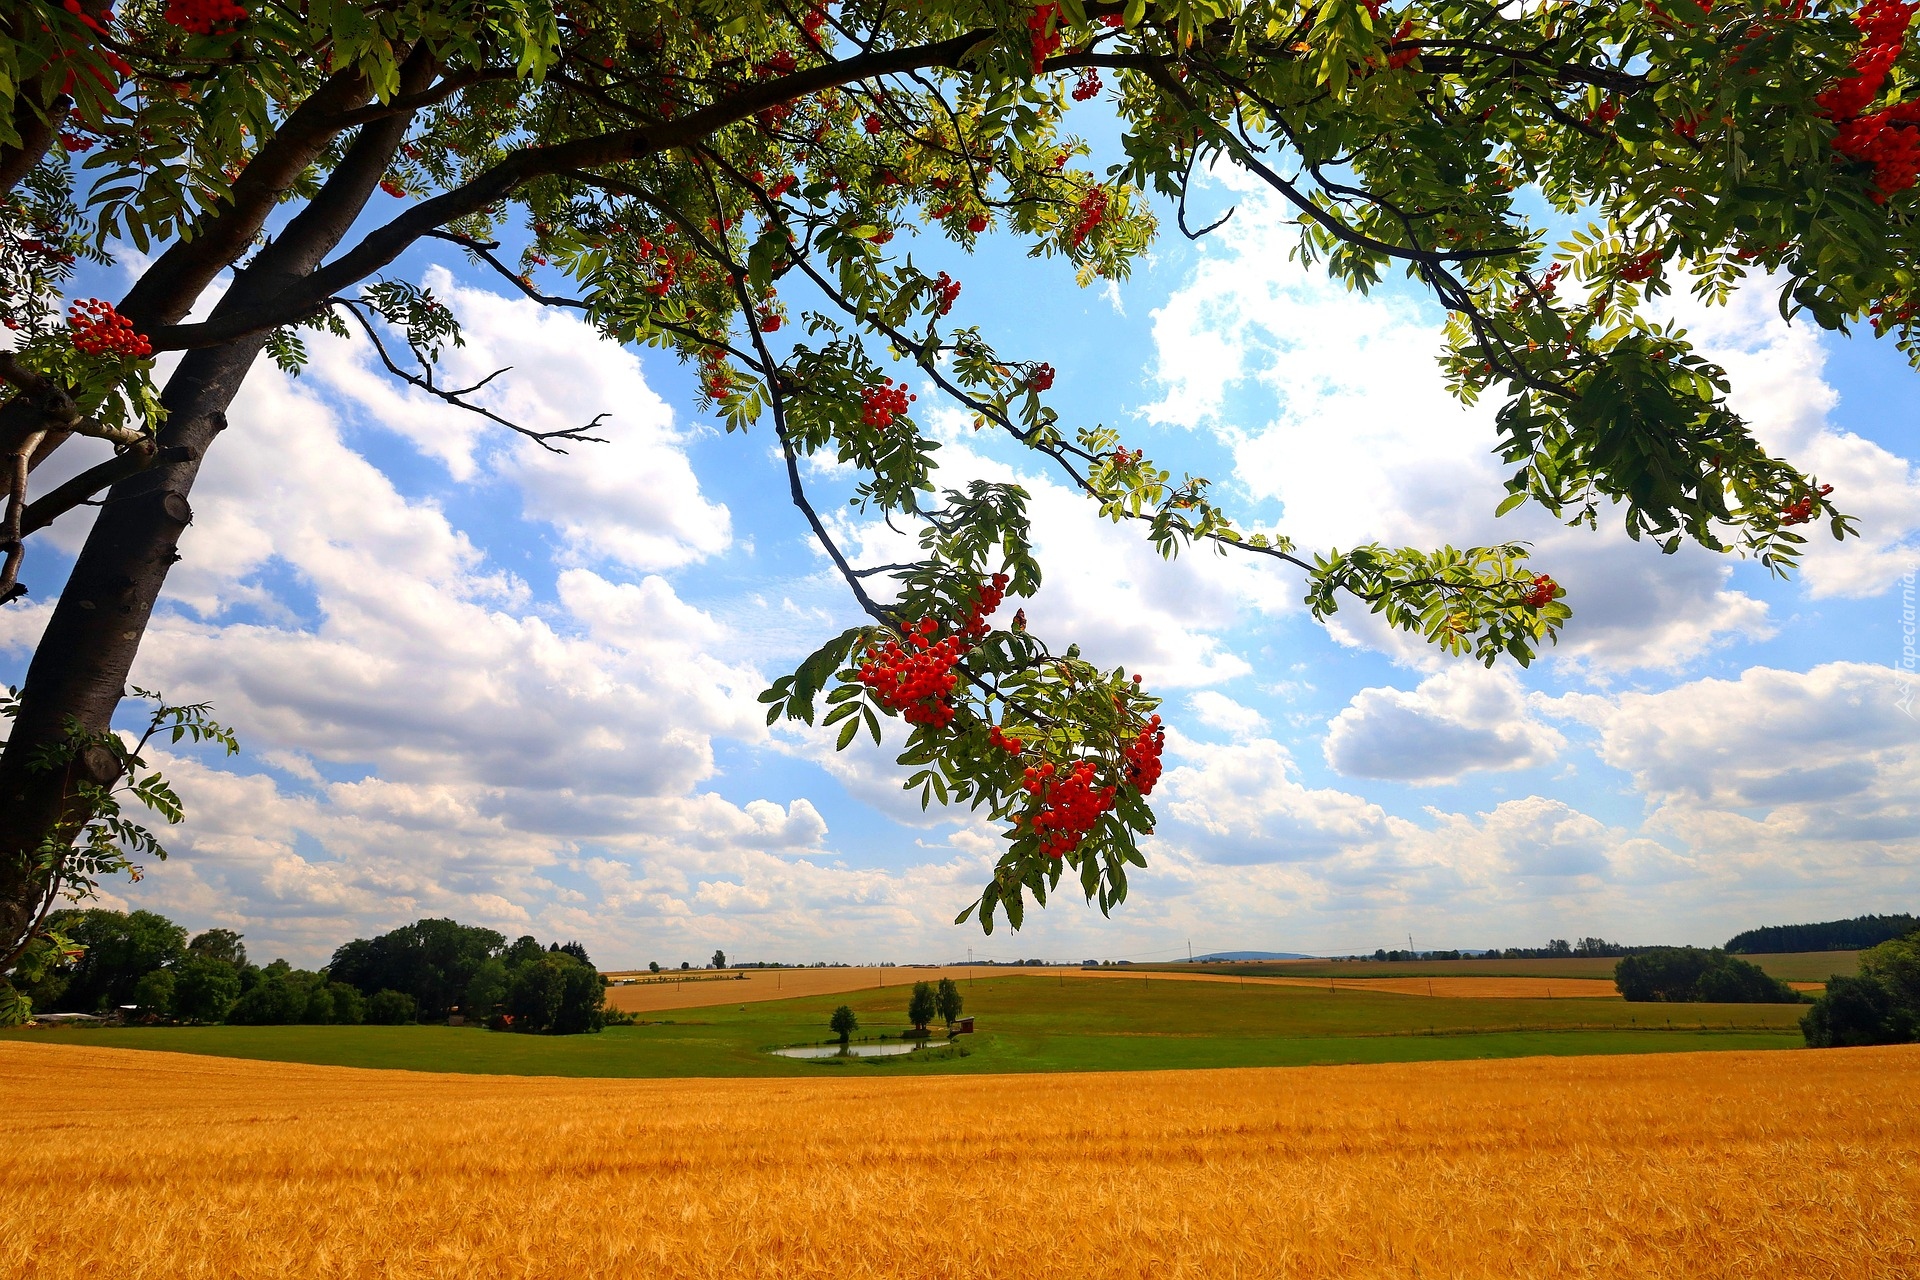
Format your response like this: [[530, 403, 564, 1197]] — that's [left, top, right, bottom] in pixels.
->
[[1323, 666, 1565, 784], [1553, 661, 1920, 848], [1187, 690, 1269, 736]]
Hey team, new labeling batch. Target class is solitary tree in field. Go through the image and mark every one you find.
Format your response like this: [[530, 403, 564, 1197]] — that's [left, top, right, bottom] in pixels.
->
[[712, 949, 727, 970], [936, 976, 963, 1027], [0, 0, 1905, 1008], [907, 979, 937, 1033], [830, 1003, 858, 1045]]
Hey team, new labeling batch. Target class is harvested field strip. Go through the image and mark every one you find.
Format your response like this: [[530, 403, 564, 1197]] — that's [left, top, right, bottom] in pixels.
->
[[603, 965, 1623, 1013], [1106, 972, 1621, 998], [603, 965, 969, 1012], [2, 1041, 1914, 1279]]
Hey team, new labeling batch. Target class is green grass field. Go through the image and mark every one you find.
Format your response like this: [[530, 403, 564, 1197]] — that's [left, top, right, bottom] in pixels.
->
[[1, 973, 1810, 1077], [1148, 951, 1861, 983]]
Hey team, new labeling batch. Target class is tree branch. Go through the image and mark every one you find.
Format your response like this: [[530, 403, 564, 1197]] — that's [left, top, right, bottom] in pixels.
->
[[334, 298, 610, 453], [145, 29, 1004, 352]]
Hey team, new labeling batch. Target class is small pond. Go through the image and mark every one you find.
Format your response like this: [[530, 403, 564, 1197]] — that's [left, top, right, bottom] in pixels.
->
[[772, 1041, 929, 1059]]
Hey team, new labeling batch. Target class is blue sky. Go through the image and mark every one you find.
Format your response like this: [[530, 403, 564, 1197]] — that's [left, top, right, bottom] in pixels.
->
[[5, 163, 1917, 969]]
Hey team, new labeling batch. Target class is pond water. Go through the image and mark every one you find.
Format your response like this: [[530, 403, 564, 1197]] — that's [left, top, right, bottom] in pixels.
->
[[772, 1041, 928, 1059]]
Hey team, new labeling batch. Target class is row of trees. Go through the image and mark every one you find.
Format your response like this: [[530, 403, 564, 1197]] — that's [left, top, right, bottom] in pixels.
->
[[827, 978, 965, 1045], [1612, 949, 1802, 1003], [1725, 915, 1919, 955], [15, 910, 610, 1034], [1801, 929, 1920, 1047]]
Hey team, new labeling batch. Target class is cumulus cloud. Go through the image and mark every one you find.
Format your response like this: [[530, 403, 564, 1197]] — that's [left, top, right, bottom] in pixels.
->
[[1323, 667, 1565, 784]]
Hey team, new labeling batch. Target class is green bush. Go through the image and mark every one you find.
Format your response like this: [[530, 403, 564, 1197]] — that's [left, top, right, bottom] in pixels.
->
[[326, 982, 366, 1026], [171, 955, 241, 1023], [1802, 931, 1920, 1048], [365, 989, 419, 1025], [1614, 948, 1798, 1003], [463, 958, 510, 1024], [503, 954, 603, 1035], [131, 969, 176, 1019], [227, 976, 310, 1025]]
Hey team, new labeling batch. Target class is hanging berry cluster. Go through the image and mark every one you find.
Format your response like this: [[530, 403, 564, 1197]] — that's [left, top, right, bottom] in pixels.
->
[[1019, 760, 1117, 859], [1071, 70, 1102, 101], [56, 0, 133, 79], [1617, 249, 1660, 282], [856, 576, 1009, 729], [860, 378, 915, 428], [67, 298, 151, 358], [1817, 0, 1920, 201], [1122, 715, 1165, 795], [988, 724, 1024, 753], [1780, 483, 1834, 525], [932, 272, 962, 316], [1028, 3, 1064, 73], [1068, 187, 1108, 249], [164, 0, 249, 35], [1520, 574, 1559, 608], [1029, 362, 1056, 391]]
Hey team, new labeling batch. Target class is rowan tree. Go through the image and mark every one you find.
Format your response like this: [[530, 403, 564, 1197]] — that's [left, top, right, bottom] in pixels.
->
[[0, 0, 1901, 1011]]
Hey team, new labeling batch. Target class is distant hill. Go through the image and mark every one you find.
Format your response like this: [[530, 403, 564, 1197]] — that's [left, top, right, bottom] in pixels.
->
[[1725, 914, 1916, 954], [1192, 951, 1316, 961]]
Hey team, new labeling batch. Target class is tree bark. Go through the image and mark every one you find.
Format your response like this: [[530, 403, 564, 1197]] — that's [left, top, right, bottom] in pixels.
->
[[0, 46, 436, 948]]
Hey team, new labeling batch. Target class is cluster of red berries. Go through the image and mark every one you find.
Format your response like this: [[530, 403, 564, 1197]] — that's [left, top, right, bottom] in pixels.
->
[[1519, 574, 1558, 608], [863, 113, 885, 134], [1029, 3, 1064, 73], [756, 287, 783, 333], [859, 621, 970, 728], [58, 130, 94, 152], [860, 378, 915, 428], [1068, 186, 1107, 248], [758, 49, 798, 77], [1817, 0, 1920, 201], [67, 298, 150, 358], [1020, 760, 1117, 859], [1779, 483, 1834, 526], [1072, 69, 1102, 101], [856, 577, 1009, 729], [959, 573, 1008, 640], [633, 234, 690, 299], [1122, 715, 1165, 795], [55, 0, 132, 79], [165, 0, 248, 34], [1111, 446, 1139, 467], [1869, 295, 1917, 332], [1384, 19, 1419, 70], [378, 179, 407, 198], [1030, 362, 1056, 391], [988, 724, 1024, 754], [932, 272, 962, 315], [1618, 248, 1661, 282]]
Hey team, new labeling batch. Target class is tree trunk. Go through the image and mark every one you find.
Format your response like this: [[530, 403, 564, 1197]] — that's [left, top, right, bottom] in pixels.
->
[[0, 48, 433, 948]]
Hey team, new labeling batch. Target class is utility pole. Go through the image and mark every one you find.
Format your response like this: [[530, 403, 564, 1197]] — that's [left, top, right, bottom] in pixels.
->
[[1188, 939, 1193, 964]]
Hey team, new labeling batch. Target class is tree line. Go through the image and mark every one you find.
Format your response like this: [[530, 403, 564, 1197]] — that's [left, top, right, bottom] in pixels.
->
[[13, 911, 617, 1035], [1724, 914, 1918, 954]]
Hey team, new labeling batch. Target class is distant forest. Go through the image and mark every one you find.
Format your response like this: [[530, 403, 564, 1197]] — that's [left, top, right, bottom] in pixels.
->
[[1725, 915, 1917, 954]]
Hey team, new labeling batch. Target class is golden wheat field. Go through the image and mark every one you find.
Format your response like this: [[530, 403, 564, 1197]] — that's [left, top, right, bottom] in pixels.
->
[[5, 1041, 1917, 1279], [602, 964, 1621, 1012]]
